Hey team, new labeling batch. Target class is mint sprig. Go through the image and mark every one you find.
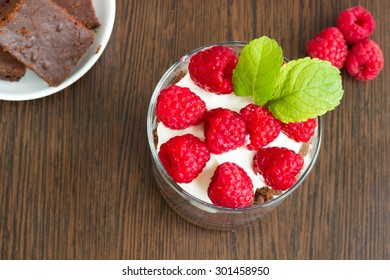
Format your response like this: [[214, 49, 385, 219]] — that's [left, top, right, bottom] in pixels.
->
[[232, 37, 344, 123], [267, 58, 344, 123], [232, 36, 283, 105]]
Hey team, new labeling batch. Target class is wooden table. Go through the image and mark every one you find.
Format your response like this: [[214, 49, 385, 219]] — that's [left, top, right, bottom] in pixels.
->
[[0, 0, 389, 260]]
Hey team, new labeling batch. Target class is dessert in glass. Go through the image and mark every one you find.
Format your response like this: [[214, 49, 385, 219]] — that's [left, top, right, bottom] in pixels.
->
[[147, 37, 343, 230]]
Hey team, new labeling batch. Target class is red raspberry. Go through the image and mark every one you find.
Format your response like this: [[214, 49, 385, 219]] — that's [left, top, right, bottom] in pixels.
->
[[204, 108, 246, 154], [158, 134, 210, 183], [253, 147, 304, 191], [345, 39, 384, 81], [208, 162, 254, 208], [307, 27, 348, 69], [281, 118, 317, 142], [337, 6, 375, 44], [156, 85, 206, 129], [188, 45, 238, 94], [240, 104, 281, 150]]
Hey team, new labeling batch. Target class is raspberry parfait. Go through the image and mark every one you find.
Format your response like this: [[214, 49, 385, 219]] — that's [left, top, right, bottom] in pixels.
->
[[147, 38, 342, 230]]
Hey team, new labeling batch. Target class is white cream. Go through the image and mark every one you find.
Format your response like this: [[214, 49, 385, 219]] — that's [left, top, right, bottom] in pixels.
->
[[156, 74, 307, 204]]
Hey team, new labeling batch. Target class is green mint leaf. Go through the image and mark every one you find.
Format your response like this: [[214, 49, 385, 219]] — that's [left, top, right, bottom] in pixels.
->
[[232, 36, 283, 105], [267, 57, 344, 123]]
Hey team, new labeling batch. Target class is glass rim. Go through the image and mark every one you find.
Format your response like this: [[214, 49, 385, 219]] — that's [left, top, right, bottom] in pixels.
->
[[147, 41, 322, 213]]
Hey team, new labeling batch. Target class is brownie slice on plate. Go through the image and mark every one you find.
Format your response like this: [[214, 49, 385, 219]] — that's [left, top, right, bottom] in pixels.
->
[[0, 49, 26, 81], [0, 0, 26, 81], [0, 0, 94, 86]]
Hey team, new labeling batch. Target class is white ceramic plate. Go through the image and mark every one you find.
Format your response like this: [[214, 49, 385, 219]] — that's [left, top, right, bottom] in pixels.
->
[[0, 0, 116, 101]]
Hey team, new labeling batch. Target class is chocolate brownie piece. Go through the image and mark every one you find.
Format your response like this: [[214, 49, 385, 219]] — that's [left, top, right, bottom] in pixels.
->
[[0, 0, 27, 82], [0, 49, 26, 81], [0, 0, 94, 86], [52, 0, 100, 29]]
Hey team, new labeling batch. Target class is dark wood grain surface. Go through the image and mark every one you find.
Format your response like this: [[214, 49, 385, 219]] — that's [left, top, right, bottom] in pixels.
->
[[0, 0, 389, 260]]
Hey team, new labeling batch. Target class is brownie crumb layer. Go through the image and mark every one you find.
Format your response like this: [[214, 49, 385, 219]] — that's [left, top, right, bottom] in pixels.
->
[[298, 142, 310, 157], [253, 187, 275, 205]]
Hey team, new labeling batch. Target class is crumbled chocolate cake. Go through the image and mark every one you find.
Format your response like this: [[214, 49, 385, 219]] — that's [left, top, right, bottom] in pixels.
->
[[253, 186, 275, 205], [298, 142, 310, 157]]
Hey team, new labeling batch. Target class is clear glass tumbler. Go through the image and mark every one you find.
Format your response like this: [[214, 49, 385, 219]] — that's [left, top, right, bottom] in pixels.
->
[[147, 42, 321, 230]]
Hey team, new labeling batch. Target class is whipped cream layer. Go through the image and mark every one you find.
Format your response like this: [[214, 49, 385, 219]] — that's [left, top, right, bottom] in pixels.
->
[[157, 74, 307, 204]]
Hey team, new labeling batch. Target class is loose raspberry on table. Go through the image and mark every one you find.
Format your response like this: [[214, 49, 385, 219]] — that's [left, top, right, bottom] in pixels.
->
[[337, 6, 375, 44], [158, 134, 210, 183], [208, 162, 254, 208], [240, 104, 281, 150], [156, 85, 207, 129], [204, 108, 247, 154], [253, 147, 304, 191], [281, 118, 317, 143], [345, 39, 384, 81], [306, 27, 348, 69], [188, 45, 238, 94]]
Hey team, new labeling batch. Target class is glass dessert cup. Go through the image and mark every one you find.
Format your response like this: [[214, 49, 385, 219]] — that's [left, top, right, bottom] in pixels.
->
[[147, 42, 322, 230]]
